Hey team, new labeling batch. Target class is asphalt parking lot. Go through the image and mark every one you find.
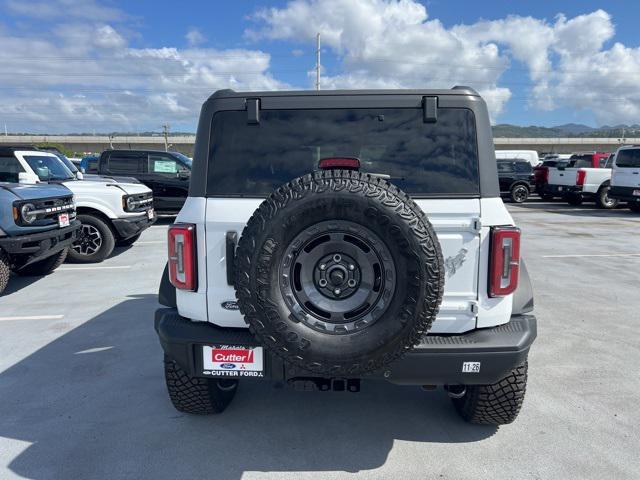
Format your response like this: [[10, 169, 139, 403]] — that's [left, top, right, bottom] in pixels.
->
[[0, 201, 638, 480]]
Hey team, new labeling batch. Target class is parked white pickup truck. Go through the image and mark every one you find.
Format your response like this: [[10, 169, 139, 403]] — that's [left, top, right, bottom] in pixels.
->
[[11, 150, 156, 262], [543, 152, 615, 208], [609, 145, 640, 213]]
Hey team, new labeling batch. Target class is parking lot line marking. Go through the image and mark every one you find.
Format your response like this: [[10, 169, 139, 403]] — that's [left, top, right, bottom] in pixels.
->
[[542, 253, 640, 258], [0, 315, 64, 322], [58, 266, 132, 271], [75, 346, 114, 354]]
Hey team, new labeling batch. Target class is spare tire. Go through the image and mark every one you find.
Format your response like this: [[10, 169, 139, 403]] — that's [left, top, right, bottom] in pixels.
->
[[235, 169, 444, 376]]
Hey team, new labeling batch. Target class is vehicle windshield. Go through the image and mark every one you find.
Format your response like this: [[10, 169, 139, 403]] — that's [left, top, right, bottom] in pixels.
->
[[53, 153, 79, 173], [23, 155, 76, 181], [207, 107, 480, 196], [171, 152, 192, 169]]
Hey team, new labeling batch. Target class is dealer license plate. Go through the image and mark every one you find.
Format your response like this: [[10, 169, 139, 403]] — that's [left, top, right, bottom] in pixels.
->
[[202, 345, 264, 377], [58, 213, 70, 228], [147, 208, 154, 220], [633, 189, 640, 197]]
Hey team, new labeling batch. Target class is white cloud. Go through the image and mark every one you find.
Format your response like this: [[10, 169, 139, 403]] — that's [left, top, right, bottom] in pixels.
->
[[250, 1, 640, 125], [249, 0, 514, 119], [0, 23, 288, 133], [94, 25, 127, 49], [185, 27, 206, 47], [3, 0, 640, 132]]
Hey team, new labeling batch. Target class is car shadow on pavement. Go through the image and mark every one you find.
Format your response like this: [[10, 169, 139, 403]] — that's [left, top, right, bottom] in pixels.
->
[[2, 273, 48, 296], [0, 295, 496, 480]]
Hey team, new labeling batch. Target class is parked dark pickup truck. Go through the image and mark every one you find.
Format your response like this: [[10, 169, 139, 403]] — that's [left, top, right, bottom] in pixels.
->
[[93, 150, 192, 213]]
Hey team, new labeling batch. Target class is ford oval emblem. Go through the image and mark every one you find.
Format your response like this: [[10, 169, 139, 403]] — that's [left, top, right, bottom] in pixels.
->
[[220, 363, 236, 369], [221, 301, 239, 310]]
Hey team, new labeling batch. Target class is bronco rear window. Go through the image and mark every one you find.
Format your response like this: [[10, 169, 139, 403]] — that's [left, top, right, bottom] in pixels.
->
[[206, 108, 479, 197]]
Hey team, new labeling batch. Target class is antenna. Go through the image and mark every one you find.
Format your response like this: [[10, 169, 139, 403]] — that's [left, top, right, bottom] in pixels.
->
[[315, 33, 321, 91]]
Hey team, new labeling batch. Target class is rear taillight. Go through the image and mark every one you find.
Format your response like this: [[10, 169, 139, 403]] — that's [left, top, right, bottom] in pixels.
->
[[489, 227, 520, 298], [542, 166, 549, 183], [168, 223, 197, 291], [576, 169, 587, 186]]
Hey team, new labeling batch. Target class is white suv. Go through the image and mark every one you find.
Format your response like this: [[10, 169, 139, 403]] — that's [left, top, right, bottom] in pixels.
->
[[12, 150, 155, 262], [154, 88, 537, 425]]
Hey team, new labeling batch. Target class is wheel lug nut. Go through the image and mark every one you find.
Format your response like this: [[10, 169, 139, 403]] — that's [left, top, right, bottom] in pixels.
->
[[348, 264, 355, 270], [334, 288, 341, 296], [319, 264, 326, 270]]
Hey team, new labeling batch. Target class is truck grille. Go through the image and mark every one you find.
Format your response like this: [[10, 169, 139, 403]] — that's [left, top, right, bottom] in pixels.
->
[[125, 192, 154, 212], [14, 195, 76, 227]]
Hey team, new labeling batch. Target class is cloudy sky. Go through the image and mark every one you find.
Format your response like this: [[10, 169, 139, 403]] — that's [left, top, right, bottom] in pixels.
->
[[1, 0, 640, 133]]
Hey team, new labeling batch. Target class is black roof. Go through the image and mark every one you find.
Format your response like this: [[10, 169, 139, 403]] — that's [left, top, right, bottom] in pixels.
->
[[207, 86, 480, 102]]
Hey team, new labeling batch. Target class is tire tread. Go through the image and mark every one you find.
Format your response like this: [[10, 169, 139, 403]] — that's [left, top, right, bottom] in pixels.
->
[[453, 362, 528, 425]]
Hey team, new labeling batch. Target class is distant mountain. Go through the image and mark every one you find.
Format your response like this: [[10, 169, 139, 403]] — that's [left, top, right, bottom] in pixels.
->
[[552, 123, 595, 135], [492, 123, 640, 138]]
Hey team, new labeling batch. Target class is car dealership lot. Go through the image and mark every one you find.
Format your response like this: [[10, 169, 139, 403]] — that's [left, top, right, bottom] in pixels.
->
[[0, 203, 638, 479]]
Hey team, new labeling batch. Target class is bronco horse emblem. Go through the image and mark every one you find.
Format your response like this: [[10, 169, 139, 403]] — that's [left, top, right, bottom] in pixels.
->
[[444, 248, 468, 278]]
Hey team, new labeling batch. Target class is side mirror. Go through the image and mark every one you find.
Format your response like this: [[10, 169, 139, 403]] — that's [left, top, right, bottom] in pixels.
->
[[18, 172, 39, 184], [177, 170, 190, 180], [76, 171, 84, 180]]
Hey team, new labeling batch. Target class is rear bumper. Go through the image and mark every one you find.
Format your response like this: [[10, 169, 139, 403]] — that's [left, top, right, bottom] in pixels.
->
[[0, 221, 80, 265], [609, 185, 640, 202], [154, 308, 537, 386], [111, 212, 155, 240]]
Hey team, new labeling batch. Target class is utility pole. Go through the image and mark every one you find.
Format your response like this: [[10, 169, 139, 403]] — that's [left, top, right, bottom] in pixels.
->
[[315, 33, 321, 91], [162, 123, 170, 152]]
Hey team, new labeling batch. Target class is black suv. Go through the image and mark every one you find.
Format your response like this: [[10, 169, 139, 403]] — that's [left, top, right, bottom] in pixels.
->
[[96, 150, 192, 213], [497, 158, 535, 203]]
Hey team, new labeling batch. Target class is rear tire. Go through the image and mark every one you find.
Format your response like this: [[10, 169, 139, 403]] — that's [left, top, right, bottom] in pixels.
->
[[596, 185, 618, 209], [16, 249, 68, 276], [566, 193, 583, 206], [164, 355, 238, 414], [452, 362, 528, 425], [117, 233, 141, 247], [67, 214, 115, 263], [629, 202, 640, 213], [0, 250, 10, 295], [510, 184, 529, 203]]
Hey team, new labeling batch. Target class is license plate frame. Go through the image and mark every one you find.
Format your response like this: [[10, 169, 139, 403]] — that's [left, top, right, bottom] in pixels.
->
[[201, 345, 264, 378]]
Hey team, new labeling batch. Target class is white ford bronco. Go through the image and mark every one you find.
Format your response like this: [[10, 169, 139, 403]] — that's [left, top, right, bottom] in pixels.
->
[[155, 88, 537, 425], [10, 149, 156, 262]]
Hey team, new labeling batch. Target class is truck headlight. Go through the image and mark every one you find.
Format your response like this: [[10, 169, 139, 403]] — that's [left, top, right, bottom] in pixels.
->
[[125, 196, 136, 211], [20, 203, 37, 224]]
